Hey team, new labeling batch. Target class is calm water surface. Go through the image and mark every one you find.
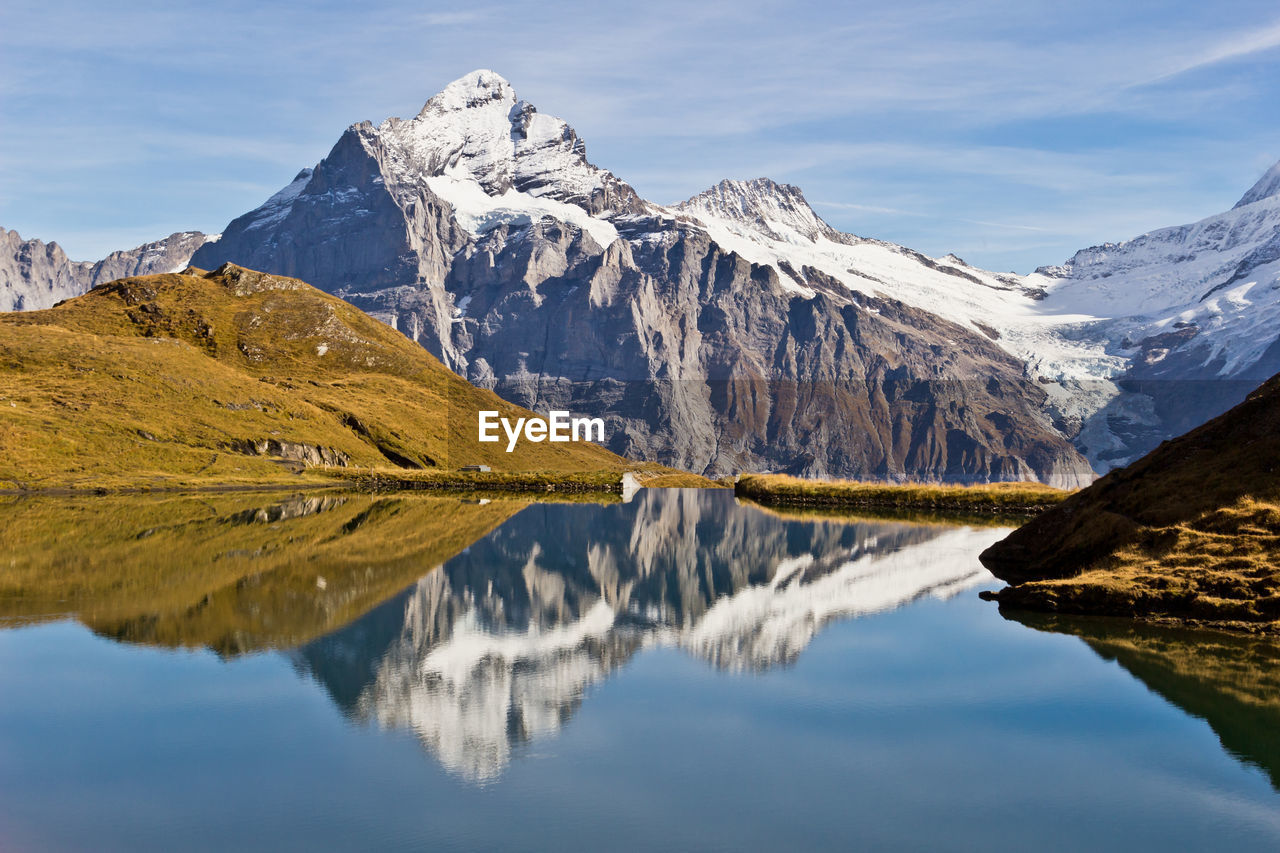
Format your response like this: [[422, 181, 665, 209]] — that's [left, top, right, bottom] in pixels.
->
[[0, 489, 1277, 851]]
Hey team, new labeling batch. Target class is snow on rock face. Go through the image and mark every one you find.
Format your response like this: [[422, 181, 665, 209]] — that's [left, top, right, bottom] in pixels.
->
[[423, 175, 618, 249], [1037, 188, 1280, 379], [373, 69, 644, 233], [677, 178, 834, 244], [1234, 160, 1280, 209], [667, 178, 1118, 385], [189, 70, 1280, 479], [196, 70, 641, 275], [242, 168, 313, 232], [1021, 163, 1280, 469]]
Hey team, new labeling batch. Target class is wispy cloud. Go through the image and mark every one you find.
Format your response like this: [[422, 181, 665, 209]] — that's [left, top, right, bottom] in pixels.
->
[[2, 0, 1279, 268], [415, 10, 490, 27], [813, 201, 927, 217], [1137, 19, 1280, 85]]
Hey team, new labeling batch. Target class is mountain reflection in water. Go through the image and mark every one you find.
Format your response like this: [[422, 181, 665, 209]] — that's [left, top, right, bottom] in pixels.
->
[[0, 491, 526, 653], [1008, 612, 1280, 793], [292, 489, 1006, 782]]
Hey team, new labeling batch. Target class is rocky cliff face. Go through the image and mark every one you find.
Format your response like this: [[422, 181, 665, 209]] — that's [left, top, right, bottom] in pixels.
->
[[1, 227, 209, 312], [192, 70, 1094, 486], [0, 228, 85, 312]]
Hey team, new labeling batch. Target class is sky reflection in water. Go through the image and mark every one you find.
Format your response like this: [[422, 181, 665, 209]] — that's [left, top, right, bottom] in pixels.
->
[[0, 489, 1278, 851]]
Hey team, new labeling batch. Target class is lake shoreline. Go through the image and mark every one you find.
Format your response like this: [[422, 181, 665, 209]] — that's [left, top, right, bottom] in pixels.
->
[[983, 577, 1280, 637], [735, 473, 1070, 517], [0, 466, 725, 499]]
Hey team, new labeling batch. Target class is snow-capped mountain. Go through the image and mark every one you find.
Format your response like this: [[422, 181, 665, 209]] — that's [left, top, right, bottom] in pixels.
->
[[1, 228, 211, 312], [192, 70, 1095, 486], [293, 490, 1000, 782], [1025, 171, 1280, 466], [1234, 161, 1280, 210], [10, 71, 1279, 477]]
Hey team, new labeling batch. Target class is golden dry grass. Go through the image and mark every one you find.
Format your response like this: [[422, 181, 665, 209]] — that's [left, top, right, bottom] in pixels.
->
[[982, 373, 1280, 633], [996, 497, 1280, 633], [631, 471, 731, 489], [735, 472, 1070, 514], [0, 265, 638, 492]]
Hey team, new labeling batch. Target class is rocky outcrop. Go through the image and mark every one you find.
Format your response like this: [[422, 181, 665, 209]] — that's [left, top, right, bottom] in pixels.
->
[[1, 227, 209, 312], [192, 70, 1094, 486], [88, 231, 209, 290], [226, 438, 350, 467], [0, 228, 86, 311]]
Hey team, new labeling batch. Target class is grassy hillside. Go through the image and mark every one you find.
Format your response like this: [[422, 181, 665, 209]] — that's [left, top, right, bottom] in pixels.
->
[[0, 264, 633, 491], [0, 491, 530, 654], [981, 373, 1280, 633]]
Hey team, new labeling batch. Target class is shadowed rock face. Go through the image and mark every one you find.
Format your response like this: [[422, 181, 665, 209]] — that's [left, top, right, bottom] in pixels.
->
[[294, 488, 1003, 781], [190, 73, 1092, 486], [401, 219, 1090, 485], [1, 227, 207, 312]]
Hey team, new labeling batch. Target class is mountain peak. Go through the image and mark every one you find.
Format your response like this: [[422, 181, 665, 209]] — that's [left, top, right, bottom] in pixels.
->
[[419, 69, 515, 116], [377, 71, 645, 219], [1233, 160, 1280, 209], [677, 178, 833, 243]]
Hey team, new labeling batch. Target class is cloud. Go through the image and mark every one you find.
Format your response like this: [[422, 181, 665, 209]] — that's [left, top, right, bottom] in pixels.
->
[[813, 201, 927, 217], [415, 10, 490, 27], [3, 0, 1280, 269], [1137, 19, 1280, 85]]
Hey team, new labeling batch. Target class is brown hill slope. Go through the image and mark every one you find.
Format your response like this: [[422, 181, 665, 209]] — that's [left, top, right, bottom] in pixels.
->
[[0, 263, 631, 491], [980, 374, 1280, 632]]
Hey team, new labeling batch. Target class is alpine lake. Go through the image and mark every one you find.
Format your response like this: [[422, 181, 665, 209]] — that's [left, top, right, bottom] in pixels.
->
[[1, 488, 1277, 851]]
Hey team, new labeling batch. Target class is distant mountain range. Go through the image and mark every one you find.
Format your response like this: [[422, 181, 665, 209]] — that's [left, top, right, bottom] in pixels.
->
[[1, 228, 209, 311], [6, 70, 1280, 483]]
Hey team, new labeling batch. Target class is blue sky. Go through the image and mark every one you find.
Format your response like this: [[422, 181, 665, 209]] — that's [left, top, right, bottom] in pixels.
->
[[2, 0, 1279, 272]]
